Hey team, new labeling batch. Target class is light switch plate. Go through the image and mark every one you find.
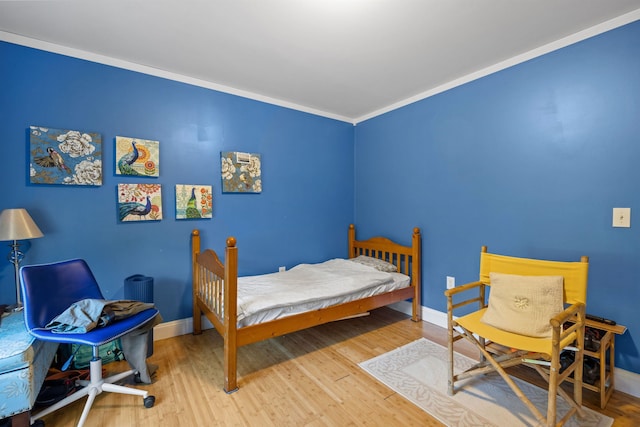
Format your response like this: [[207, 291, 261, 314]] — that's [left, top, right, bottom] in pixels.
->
[[613, 207, 631, 228]]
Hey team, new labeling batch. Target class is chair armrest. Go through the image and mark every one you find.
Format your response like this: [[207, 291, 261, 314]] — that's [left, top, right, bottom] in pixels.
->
[[551, 302, 586, 328], [445, 281, 486, 313], [444, 280, 484, 298], [551, 302, 586, 344]]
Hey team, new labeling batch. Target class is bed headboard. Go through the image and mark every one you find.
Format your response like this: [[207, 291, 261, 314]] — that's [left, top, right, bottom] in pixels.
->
[[347, 224, 421, 278]]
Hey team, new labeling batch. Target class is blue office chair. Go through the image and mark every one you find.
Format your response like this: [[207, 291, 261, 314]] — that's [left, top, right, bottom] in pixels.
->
[[20, 259, 159, 427]]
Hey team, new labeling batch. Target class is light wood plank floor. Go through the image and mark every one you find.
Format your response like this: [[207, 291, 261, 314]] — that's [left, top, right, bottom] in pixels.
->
[[35, 308, 639, 426]]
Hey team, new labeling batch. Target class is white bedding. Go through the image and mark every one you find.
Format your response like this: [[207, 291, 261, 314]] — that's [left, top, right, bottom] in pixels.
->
[[236, 258, 411, 327]]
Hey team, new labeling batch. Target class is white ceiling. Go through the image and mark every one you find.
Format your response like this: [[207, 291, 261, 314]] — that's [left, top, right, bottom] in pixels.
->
[[1, 1, 640, 123]]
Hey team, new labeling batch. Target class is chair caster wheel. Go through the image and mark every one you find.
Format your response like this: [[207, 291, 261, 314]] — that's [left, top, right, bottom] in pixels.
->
[[144, 395, 156, 408]]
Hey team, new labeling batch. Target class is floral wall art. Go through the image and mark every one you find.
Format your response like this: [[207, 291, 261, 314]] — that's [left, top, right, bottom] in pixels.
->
[[115, 136, 159, 177], [221, 151, 262, 193], [175, 185, 213, 219], [118, 183, 162, 222], [29, 126, 102, 185]]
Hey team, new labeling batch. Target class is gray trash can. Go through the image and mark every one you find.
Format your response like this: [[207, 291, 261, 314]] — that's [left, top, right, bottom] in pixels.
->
[[125, 274, 154, 357]]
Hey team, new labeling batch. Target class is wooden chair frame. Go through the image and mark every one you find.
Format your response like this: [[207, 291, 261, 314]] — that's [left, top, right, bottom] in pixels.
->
[[444, 246, 589, 427]]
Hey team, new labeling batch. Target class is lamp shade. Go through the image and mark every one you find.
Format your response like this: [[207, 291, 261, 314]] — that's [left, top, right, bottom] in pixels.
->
[[0, 208, 44, 241]]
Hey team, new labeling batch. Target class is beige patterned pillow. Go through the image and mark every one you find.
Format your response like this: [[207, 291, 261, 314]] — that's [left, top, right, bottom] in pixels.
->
[[481, 272, 564, 338], [349, 255, 397, 272]]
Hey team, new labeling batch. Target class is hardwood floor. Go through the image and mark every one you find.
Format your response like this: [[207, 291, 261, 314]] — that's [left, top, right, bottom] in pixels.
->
[[35, 308, 639, 426]]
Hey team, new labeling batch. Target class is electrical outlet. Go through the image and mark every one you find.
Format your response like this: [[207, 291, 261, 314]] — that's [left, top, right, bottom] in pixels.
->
[[612, 208, 631, 228], [446, 276, 455, 289], [279, 266, 286, 272]]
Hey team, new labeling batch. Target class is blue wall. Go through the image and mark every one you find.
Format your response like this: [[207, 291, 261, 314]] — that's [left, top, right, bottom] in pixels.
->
[[0, 41, 355, 322], [355, 21, 640, 373], [2, 20, 639, 375]]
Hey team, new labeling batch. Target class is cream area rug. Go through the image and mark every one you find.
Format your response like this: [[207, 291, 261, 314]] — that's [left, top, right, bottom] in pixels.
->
[[359, 338, 612, 427]]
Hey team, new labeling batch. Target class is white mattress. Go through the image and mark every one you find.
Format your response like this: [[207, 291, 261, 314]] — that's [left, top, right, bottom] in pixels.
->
[[236, 258, 411, 327]]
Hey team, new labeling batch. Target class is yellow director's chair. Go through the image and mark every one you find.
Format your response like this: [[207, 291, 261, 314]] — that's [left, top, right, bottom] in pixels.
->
[[444, 246, 589, 426]]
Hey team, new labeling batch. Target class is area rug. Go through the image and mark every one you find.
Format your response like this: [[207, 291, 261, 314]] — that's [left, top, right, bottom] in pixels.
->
[[359, 338, 612, 427]]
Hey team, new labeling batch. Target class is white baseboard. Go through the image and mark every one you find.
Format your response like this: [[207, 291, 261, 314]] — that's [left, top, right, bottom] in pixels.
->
[[153, 315, 213, 341], [615, 367, 640, 399], [387, 300, 448, 329], [153, 302, 640, 399]]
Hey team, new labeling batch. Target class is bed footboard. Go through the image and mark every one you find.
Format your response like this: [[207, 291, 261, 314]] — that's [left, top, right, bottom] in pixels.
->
[[192, 230, 239, 392]]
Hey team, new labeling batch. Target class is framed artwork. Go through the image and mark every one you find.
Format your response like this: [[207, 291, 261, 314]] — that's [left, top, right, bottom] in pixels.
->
[[221, 151, 262, 193], [115, 136, 160, 177], [118, 183, 162, 222], [29, 126, 102, 185], [175, 185, 213, 219]]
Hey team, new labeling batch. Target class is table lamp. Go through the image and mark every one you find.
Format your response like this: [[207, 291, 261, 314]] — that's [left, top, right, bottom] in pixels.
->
[[0, 208, 44, 311]]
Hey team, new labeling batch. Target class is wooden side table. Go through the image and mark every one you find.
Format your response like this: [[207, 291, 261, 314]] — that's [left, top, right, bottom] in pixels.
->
[[489, 317, 628, 410], [582, 318, 627, 409]]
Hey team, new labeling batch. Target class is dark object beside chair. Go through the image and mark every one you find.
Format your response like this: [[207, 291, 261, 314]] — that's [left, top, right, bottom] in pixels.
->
[[20, 259, 159, 427]]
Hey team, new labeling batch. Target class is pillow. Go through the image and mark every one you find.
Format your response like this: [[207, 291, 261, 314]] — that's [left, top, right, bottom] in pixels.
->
[[349, 255, 397, 272], [480, 272, 564, 338]]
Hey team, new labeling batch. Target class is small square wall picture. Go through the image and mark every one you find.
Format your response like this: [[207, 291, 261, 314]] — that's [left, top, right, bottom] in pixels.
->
[[175, 185, 213, 219], [115, 136, 160, 177], [118, 183, 163, 222], [30, 126, 102, 185], [221, 151, 262, 193]]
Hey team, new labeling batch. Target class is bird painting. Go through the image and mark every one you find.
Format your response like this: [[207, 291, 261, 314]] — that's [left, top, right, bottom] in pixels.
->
[[175, 184, 211, 220], [33, 147, 72, 174], [30, 126, 103, 186], [119, 196, 152, 221], [117, 140, 141, 175], [185, 187, 201, 218]]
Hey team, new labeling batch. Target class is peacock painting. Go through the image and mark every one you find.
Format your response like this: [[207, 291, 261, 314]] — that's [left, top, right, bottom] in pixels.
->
[[175, 185, 213, 219], [115, 136, 160, 177], [118, 183, 163, 221], [117, 140, 140, 175]]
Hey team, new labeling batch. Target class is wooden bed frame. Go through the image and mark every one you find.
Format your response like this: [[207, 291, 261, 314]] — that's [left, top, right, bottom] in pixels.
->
[[191, 224, 421, 392]]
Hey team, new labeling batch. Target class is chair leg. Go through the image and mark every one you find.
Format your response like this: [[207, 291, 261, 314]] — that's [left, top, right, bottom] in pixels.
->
[[31, 357, 153, 427], [102, 381, 149, 397], [532, 363, 585, 424], [454, 328, 550, 424], [546, 365, 558, 427], [77, 387, 99, 427], [30, 384, 91, 423], [447, 322, 455, 395]]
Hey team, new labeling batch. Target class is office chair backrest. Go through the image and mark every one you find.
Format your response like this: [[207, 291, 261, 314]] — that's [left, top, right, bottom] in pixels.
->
[[478, 247, 589, 305], [20, 258, 105, 330]]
